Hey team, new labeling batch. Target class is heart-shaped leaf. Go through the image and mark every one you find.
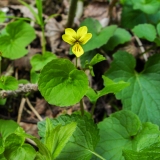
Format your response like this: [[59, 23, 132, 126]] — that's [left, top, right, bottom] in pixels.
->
[[0, 76, 18, 90], [30, 51, 57, 71], [80, 18, 117, 52], [131, 0, 160, 14], [38, 59, 88, 106], [92, 110, 160, 160], [132, 24, 156, 41], [0, 20, 36, 59]]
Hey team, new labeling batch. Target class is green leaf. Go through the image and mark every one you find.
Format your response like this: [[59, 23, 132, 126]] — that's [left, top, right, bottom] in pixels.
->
[[30, 69, 40, 84], [13, 128, 52, 160], [85, 87, 98, 104], [0, 98, 6, 105], [121, 6, 146, 29], [92, 110, 160, 160], [4, 144, 36, 160], [0, 76, 18, 90], [35, 153, 49, 160], [31, 137, 52, 160], [38, 59, 88, 106], [0, 120, 19, 155], [0, 20, 36, 59], [105, 51, 160, 126], [42, 118, 77, 159], [123, 122, 160, 160], [80, 18, 117, 52], [52, 123, 77, 159], [104, 28, 131, 51], [36, 0, 43, 26], [0, 153, 7, 160], [84, 53, 106, 76], [18, 79, 29, 84], [121, 6, 160, 29], [86, 76, 129, 104], [30, 52, 57, 71], [156, 22, 160, 36], [134, 122, 160, 146], [98, 76, 130, 97], [80, 50, 97, 68], [89, 54, 106, 66], [0, 119, 19, 139], [154, 37, 160, 46], [132, 24, 156, 41], [4, 133, 24, 149], [0, 138, 5, 154], [0, 11, 5, 23], [131, 0, 160, 14], [38, 114, 99, 160], [92, 110, 141, 160], [123, 142, 160, 160]]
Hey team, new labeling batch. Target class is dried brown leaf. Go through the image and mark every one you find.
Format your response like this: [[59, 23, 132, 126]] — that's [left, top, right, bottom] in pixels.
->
[[45, 18, 64, 53]]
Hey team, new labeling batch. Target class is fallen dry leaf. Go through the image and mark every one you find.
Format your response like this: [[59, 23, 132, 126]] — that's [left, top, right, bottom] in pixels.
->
[[84, 2, 109, 27], [45, 17, 64, 54], [20, 122, 38, 138], [0, 0, 8, 7]]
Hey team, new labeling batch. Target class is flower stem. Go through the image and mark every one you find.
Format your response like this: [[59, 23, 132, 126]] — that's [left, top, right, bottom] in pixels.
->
[[75, 57, 84, 116], [66, 0, 78, 27], [91, 103, 96, 117], [80, 99, 84, 116], [76, 57, 78, 68], [41, 25, 46, 54]]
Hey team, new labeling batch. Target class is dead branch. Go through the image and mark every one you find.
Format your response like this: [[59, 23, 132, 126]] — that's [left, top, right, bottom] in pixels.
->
[[0, 83, 38, 99]]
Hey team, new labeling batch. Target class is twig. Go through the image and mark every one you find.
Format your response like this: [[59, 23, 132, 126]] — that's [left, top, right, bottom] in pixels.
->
[[0, 83, 38, 99], [26, 98, 43, 121], [108, 0, 119, 21], [26, 138, 37, 147], [17, 98, 26, 124], [134, 35, 148, 61]]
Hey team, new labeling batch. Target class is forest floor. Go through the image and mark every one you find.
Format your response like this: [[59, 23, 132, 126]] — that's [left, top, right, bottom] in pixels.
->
[[0, 0, 143, 138]]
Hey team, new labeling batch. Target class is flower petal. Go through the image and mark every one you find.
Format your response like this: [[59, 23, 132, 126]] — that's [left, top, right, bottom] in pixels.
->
[[62, 34, 75, 45], [77, 26, 88, 40], [79, 33, 92, 45], [65, 28, 77, 38], [72, 43, 84, 57]]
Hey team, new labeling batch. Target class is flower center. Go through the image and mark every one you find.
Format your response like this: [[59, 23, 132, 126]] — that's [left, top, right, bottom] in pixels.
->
[[74, 42, 81, 52]]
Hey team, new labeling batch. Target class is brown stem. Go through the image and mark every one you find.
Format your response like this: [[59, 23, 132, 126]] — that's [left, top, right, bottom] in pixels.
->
[[66, 0, 78, 27], [17, 98, 26, 124], [80, 99, 84, 116]]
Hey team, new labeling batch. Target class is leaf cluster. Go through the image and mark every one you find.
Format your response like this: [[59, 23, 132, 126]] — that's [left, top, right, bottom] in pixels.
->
[[0, 0, 160, 159]]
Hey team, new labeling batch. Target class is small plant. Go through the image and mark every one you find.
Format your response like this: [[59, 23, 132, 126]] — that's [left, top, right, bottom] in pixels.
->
[[0, 0, 160, 159]]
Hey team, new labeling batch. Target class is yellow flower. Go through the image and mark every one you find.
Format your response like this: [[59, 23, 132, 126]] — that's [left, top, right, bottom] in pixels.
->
[[62, 26, 92, 57]]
